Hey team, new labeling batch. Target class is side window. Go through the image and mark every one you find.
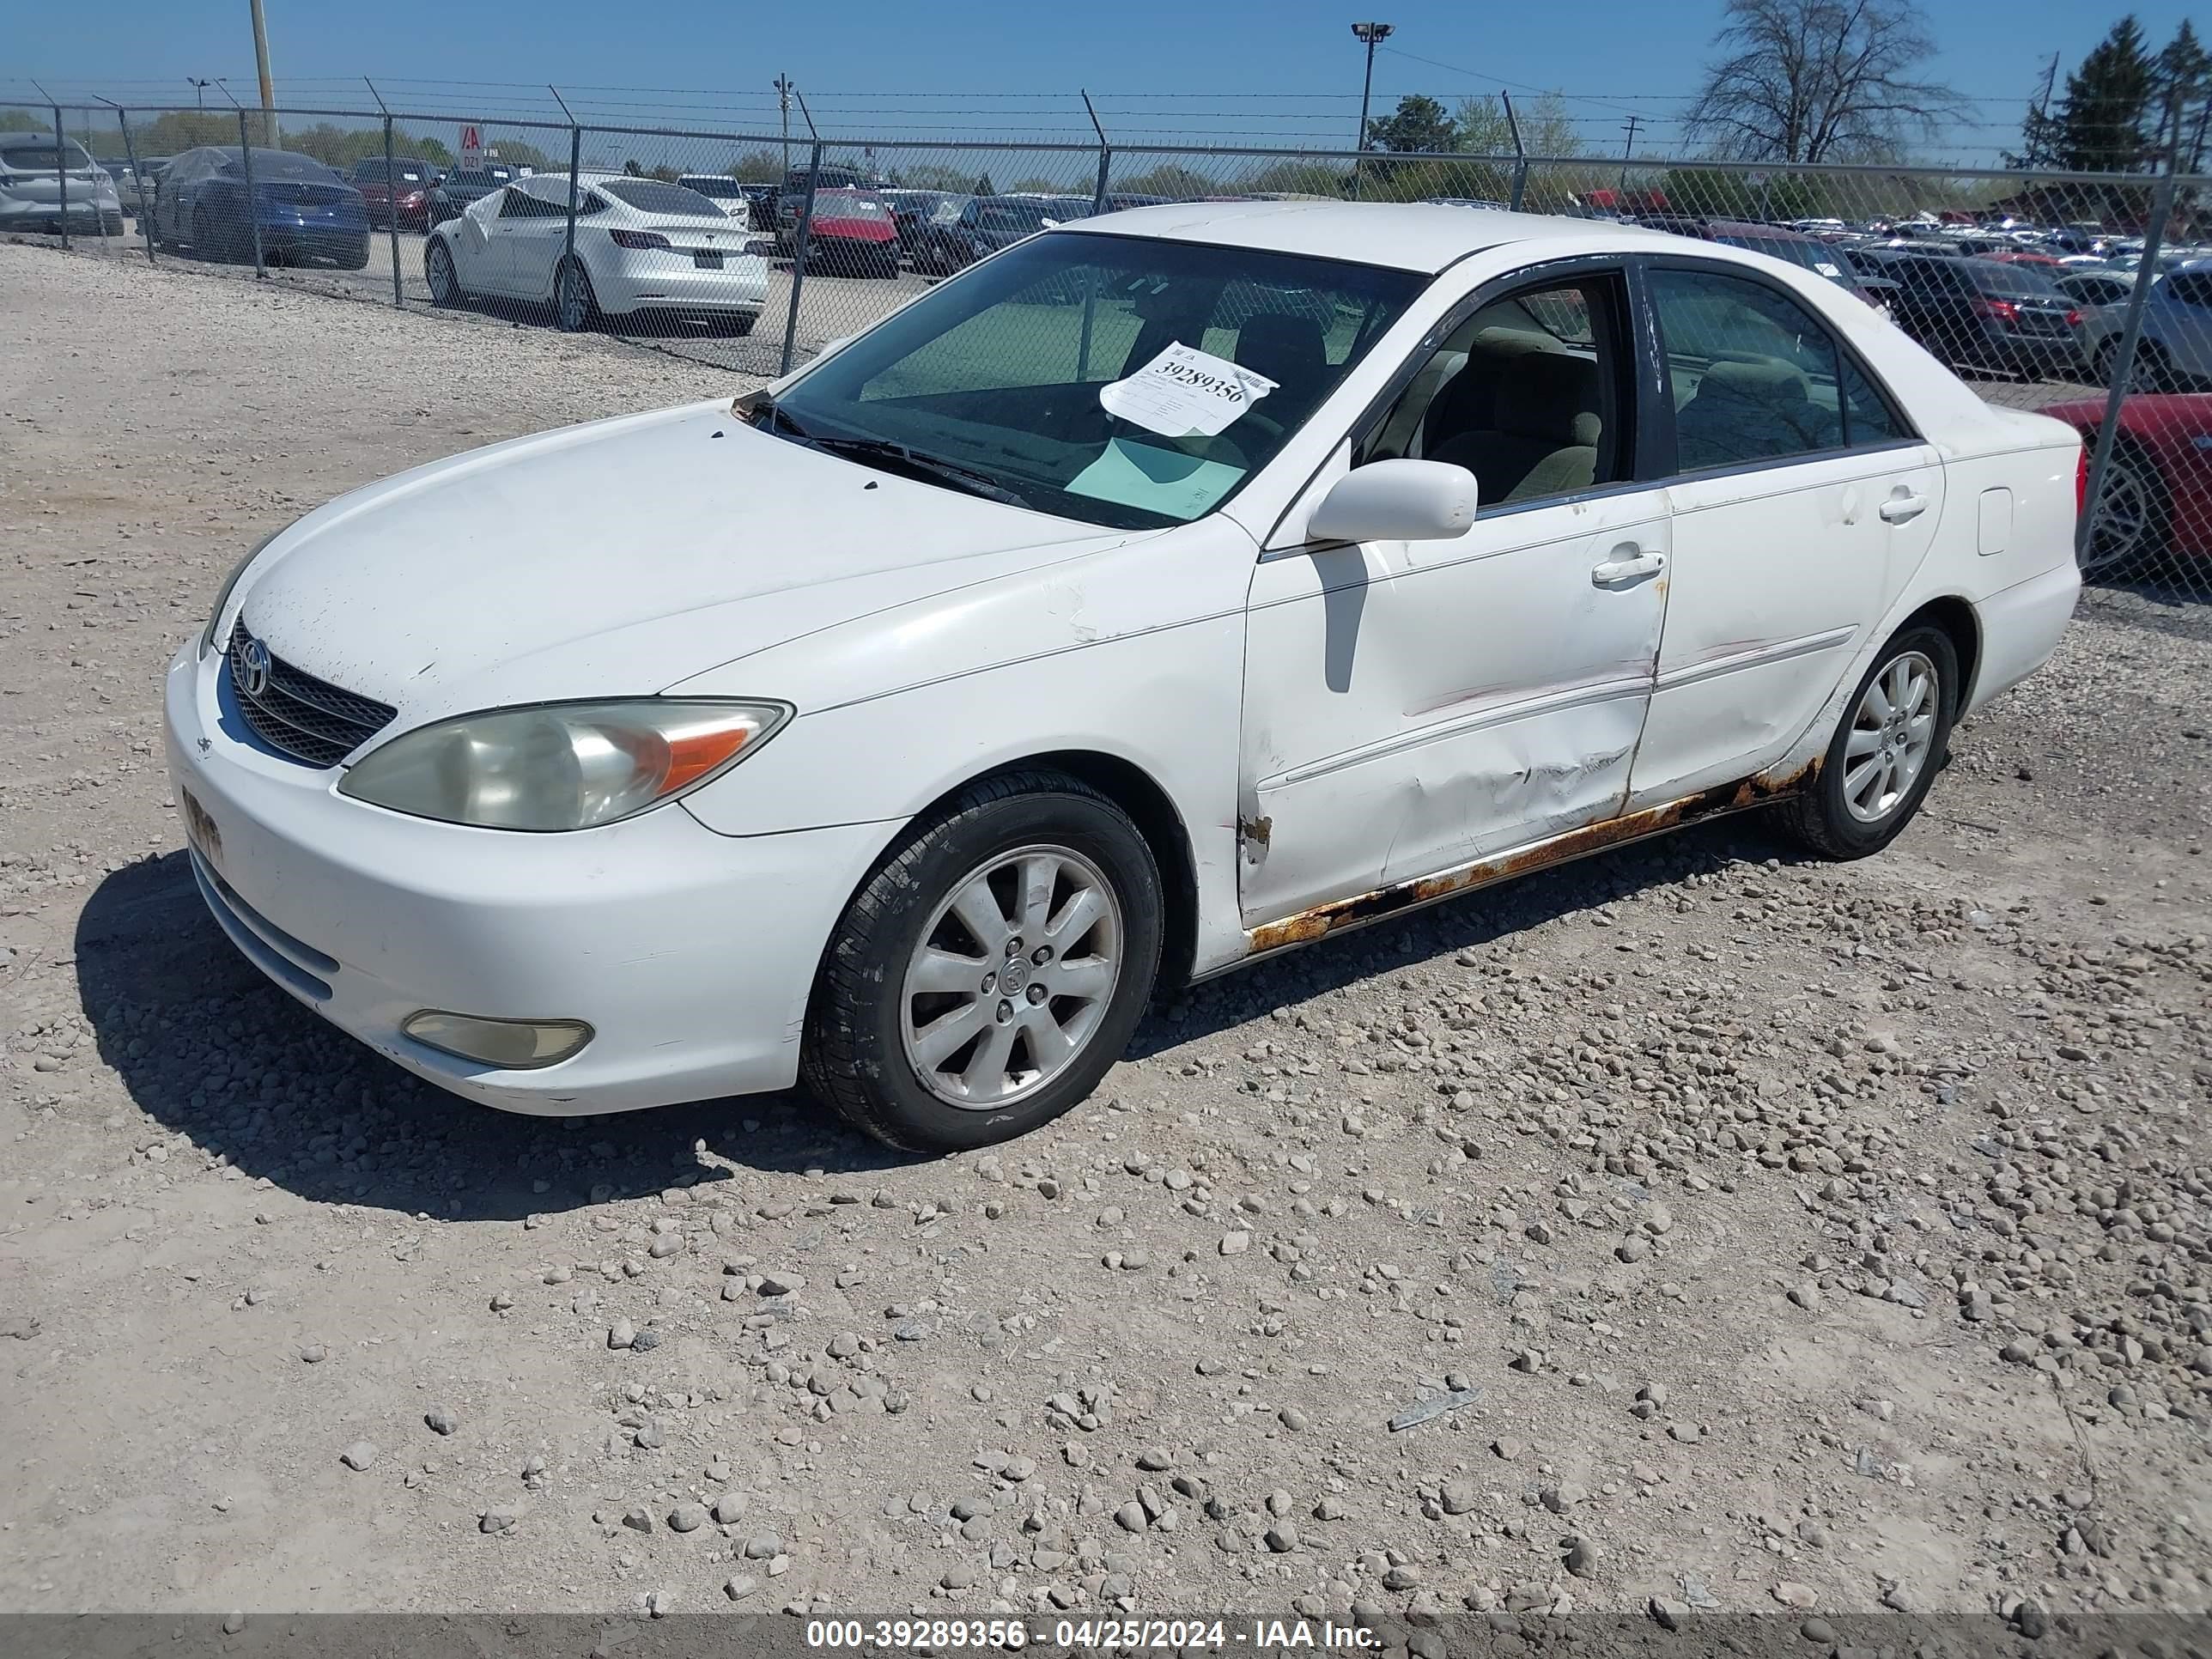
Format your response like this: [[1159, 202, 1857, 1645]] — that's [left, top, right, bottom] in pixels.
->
[[1356, 275, 1626, 513], [2166, 271, 2212, 308], [497, 189, 536, 219], [1650, 268, 1862, 471]]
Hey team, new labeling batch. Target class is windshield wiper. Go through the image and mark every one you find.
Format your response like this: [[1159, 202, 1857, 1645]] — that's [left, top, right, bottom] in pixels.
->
[[801, 434, 1033, 508]]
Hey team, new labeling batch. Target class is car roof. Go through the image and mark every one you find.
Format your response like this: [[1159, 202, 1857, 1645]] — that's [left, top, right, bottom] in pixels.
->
[[1060, 199, 1662, 274]]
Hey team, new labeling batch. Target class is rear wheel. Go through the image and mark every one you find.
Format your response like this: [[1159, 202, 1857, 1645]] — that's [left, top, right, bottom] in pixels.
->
[[2099, 335, 2174, 392], [555, 258, 599, 332], [1777, 625, 1957, 860], [801, 771, 1164, 1152]]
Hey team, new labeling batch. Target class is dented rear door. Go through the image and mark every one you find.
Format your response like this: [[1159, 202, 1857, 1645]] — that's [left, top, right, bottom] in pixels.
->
[[1237, 489, 1670, 928]]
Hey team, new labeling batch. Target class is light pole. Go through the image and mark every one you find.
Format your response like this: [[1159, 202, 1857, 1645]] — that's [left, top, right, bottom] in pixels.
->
[[774, 74, 794, 179], [1351, 21, 1393, 200], [246, 0, 277, 146]]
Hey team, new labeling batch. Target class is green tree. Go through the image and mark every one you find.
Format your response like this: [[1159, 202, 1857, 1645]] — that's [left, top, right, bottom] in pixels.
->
[[2160, 19, 2210, 167], [1116, 162, 1212, 198], [2053, 16, 2159, 171], [1364, 93, 1457, 154], [1241, 159, 1352, 198], [729, 147, 782, 183], [1451, 92, 1585, 161]]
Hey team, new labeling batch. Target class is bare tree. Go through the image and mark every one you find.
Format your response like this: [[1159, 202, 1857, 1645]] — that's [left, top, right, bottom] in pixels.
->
[[1685, 0, 1969, 164]]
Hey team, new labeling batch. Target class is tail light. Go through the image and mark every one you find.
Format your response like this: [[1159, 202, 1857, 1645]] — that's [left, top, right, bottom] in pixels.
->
[[609, 228, 671, 250], [1973, 298, 2021, 324], [2075, 443, 2088, 521], [2063, 309, 2082, 328]]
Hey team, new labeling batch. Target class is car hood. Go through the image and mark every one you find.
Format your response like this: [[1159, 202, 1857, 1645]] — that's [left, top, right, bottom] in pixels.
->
[[235, 399, 1150, 721]]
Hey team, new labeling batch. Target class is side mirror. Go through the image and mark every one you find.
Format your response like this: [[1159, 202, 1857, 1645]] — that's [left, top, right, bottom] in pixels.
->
[[1305, 459, 1479, 544]]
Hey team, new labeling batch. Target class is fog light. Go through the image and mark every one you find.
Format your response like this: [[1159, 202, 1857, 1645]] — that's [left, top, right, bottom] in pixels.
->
[[402, 1011, 592, 1070]]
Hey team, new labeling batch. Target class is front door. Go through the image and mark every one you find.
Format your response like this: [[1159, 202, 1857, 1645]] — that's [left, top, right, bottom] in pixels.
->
[[1238, 267, 1669, 927], [1626, 262, 1946, 809]]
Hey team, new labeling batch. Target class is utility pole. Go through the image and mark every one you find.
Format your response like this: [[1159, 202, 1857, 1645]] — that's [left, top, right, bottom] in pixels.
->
[[246, 0, 276, 146], [1619, 113, 1641, 195], [774, 75, 794, 178], [188, 76, 223, 112], [1350, 21, 1393, 201]]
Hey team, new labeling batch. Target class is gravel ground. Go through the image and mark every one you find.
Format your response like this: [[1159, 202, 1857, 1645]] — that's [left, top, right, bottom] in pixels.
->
[[3, 237, 2212, 1631], [19, 219, 935, 377]]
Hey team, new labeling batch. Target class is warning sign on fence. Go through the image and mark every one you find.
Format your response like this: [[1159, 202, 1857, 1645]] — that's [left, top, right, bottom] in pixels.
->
[[459, 124, 483, 167]]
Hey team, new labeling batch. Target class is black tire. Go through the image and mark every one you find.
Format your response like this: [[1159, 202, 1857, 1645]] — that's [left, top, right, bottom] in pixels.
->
[[425, 237, 462, 307], [555, 257, 598, 332], [1777, 624, 1959, 861], [801, 769, 1164, 1152], [2099, 335, 2173, 393], [2081, 442, 2170, 581]]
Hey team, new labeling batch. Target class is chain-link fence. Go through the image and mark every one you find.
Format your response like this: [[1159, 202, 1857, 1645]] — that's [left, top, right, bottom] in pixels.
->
[[6, 100, 2209, 597]]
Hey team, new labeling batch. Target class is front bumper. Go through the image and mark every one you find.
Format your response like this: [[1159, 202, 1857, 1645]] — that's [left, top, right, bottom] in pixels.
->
[[162, 640, 890, 1115]]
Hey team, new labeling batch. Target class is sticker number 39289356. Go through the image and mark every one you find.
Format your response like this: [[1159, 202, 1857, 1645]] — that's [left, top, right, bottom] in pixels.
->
[[1098, 342, 1279, 439]]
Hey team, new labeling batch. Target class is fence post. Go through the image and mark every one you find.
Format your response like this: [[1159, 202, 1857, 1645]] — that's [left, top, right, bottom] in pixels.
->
[[1500, 92, 1528, 212], [779, 139, 824, 377], [1082, 90, 1110, 214], [2079, 104, 2184, 567], [236, 107, 265, 278], [383, 115, 403, 307], [116, 108, 156, 266], [52, 106, 70, 251], [562, 124, 582, 289]]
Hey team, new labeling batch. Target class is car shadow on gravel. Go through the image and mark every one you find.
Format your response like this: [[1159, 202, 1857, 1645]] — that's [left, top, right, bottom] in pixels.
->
[[73, 852, 933, 1221], [78, 815, 1800, 1218]]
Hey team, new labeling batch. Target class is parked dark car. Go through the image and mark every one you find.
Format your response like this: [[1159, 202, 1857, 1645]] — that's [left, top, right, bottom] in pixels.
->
[[149, 145, 369, 268], [351, 155, 437, 229], [1869, 252, 2086, 378], [878, 188, 961, 259], [1101, 191, 1171, 211], [427, 165, 520, 226], [735, 182, 780, 230], [911, 193, 1093, 276]]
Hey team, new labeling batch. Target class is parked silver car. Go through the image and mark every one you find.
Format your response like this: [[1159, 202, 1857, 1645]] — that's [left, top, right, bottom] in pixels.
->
[[0, 132, 124, 235]]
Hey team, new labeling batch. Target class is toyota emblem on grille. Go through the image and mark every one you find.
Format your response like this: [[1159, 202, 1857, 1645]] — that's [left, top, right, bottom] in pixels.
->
[[239, 636, 272, 699]]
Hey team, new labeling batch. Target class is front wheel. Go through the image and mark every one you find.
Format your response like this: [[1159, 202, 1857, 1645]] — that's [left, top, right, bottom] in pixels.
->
[[1776, 625, 1958, 860], [425, 237, 462, 307], [801, 771, 1164, 1152]]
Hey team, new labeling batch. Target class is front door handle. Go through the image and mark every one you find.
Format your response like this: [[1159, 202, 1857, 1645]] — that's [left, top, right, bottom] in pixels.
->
[[1591, 549, 1666, 586], [1879, 491, 1929, 524]]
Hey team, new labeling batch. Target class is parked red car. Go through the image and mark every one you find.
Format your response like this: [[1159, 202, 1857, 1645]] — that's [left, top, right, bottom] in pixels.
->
[[1980, 250, 2068, 271], [2042, 392, 2212, 574], [350, 155, 436, 230], [787, 187, 901, 277]]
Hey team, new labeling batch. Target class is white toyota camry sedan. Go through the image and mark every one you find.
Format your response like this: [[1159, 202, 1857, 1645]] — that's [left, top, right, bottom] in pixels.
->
[[424, 172, 772, 334], [166, 203, 2084, 1151]]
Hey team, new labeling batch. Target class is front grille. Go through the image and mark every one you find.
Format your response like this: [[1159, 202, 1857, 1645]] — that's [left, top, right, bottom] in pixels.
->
[[227, 619, 396, 768]]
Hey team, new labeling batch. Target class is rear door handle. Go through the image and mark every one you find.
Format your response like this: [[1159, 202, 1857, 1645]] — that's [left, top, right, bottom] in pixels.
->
[[1591, 549, 1666, 586], [1879, 491, 1929, 524]]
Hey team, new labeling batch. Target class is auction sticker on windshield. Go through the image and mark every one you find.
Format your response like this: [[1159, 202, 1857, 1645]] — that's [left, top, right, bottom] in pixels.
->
[[1099, 342, 1278, 438]]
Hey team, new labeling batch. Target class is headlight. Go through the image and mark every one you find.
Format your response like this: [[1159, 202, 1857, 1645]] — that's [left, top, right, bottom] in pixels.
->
[[337, 699, 791, 831], [198, 530, 281, 659]]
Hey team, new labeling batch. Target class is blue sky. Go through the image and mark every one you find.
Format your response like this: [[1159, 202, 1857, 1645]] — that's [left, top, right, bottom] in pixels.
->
[[6, 0, 2201, 161]]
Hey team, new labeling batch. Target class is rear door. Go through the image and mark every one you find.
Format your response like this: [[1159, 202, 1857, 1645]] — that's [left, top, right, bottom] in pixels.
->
[[1625, 259, 1945, 809]]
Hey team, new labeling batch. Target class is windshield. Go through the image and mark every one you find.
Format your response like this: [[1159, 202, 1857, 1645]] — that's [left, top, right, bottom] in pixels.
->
[[1970, 262, 2066, 297], [811, 189, 888, 217], [763, 231, 1425, 531], [600, 179, 723, 216], [2, 141, 94, 170], [929, 195, 971, 223], [977, 199, 1084, 233]]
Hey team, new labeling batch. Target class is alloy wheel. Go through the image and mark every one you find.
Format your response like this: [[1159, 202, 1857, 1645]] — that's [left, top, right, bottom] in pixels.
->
[[1841, 651, 1938, 824], [898, 844, 1122, 1109]]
